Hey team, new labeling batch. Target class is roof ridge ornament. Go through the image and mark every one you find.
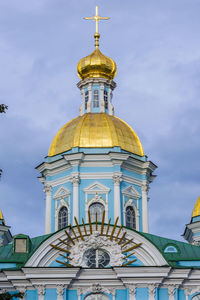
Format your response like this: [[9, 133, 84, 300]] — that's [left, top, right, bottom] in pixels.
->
[[84, 6, 110, 48]]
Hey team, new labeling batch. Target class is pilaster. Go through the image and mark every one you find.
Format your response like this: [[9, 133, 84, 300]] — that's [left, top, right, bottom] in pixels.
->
[[44, 184, 52, 234], [71, 173, 80, 225], [113, 172, 122, 224], [142, 183, 149, 233], [56, 285, 65, 300], [37, 285, 45, 300], [127, 285, 136, 300]]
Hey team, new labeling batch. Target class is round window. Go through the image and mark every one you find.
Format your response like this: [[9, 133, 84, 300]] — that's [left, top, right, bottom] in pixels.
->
[[83, 249, 110, 268]]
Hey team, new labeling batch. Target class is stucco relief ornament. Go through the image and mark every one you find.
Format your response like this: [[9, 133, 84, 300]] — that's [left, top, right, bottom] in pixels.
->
[[69, 231, 124, 267]]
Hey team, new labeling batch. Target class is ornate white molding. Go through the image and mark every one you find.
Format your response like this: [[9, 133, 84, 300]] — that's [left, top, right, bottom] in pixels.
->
[[55, 198, 70, 231], [43, 184, 52, 194], [69, 231, 124, 267], [53, 186, 71, 200], [70, 173, 80, 185], [113, 173, 122, 185], [77, 284, 115, 299], [37, 285, 45, 300], [56, 285, 65, 300], [126, 285, 136, 300]]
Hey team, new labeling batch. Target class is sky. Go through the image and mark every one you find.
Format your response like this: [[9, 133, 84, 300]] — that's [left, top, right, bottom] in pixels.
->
[[1, 0, 200, 241]]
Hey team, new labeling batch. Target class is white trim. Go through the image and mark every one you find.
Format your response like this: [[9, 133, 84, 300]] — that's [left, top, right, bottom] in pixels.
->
[[85, 193, 108, 223], [122, 186, 140, 200], [53, 186, 71, 200], [84, 182, 110, 193], [123, 199, 139, 231], [55, 199, 70, 231]]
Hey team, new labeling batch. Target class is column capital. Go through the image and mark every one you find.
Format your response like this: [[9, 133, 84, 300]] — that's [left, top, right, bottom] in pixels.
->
[[126, 284, 136, 296], [56, 285, 65, 296], [71, 173, 80, 185], [113, 173, 122, 185], [141, 183, 149, 193], [37, 285, 46, 296], [148, 284, 158, 297], [43, 184, 52, 193]]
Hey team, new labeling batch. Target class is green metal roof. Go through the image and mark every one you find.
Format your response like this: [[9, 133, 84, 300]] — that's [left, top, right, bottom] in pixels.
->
[[140, 231, 200, 266], [0, 233, 52, 268], [0, 227, 200, 270]]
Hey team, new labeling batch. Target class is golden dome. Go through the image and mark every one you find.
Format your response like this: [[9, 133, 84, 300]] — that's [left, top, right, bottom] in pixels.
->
[[192, 196, 200, 217], [77, 47, 117, 80], [48, 113, 144, 157]]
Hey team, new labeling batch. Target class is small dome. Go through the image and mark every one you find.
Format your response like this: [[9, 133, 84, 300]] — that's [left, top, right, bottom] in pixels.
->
[[48, 113, 144, 157], [77, 48, 117, 80], [192, 196, 200, 217]]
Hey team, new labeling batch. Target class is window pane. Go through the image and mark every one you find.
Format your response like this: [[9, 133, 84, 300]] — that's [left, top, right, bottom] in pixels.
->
[[93, 89, 99, 107], [58, 206, 68, 229], [83, 249, 110, 268], [89, 202, 104, 222], [125, 206, 136, 229], [104, 90, 108, 109]]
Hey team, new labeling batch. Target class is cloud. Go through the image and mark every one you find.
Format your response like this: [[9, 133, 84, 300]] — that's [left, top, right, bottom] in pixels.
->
[[1, 0, 200, 241]]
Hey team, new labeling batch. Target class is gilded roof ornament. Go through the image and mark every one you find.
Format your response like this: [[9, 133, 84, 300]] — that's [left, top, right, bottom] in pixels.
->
[[77, 6, 117, 80], [84, 6, 110, 48]]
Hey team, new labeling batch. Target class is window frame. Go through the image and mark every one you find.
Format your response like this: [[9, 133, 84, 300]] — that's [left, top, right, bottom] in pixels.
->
[[93, 89, 99, 108], [58, 206, 68, 230]]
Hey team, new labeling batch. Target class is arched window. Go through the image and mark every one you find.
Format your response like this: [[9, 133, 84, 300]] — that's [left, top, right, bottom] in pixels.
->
[[85, 90, 89, 109], [125, 206, 136, 229], [93, 89, 99, 107], [89, 202, 104, 222], [85, 293, 109, 300], [58, 206, 68, 229], [83, 248, 110, 268], [104, 90, 108, 109]]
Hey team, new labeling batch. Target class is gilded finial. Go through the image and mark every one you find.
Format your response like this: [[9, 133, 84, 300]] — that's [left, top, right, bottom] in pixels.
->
[[84, 6, 110, 48]]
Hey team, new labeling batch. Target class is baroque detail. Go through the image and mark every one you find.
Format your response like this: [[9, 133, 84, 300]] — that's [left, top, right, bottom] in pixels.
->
[[113, 173, 122, 185], [77, 284, 115, 296], [127, 285, 136, 296], [69, 231, 124, 267], [56, 285, 65, 296], [43, 184, 52, 194], [148, 285, 157, 297], [71, 173, 80, 185], [37, 285, 46, 296]]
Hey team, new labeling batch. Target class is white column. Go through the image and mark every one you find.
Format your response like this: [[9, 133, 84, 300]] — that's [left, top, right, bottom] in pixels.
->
[[142, 184, 149, 233], [113, 173, 122, 224], [87, 84, 92, 113], [71, 173, 80, 225], [56, 285, 65, 300], [37, 286, 45, 300], [127, 285, 136, 300], [44, 184, 52, 234], [148, 285, 157, 300], [168, 285, 176, 300]]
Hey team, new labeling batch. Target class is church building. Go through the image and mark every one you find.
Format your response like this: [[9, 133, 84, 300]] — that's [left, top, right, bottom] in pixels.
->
[[1, 7, 200, 300]]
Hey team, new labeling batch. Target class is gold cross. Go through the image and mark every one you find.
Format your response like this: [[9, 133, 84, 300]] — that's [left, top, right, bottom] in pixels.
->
[[84, 6, 110, 34]]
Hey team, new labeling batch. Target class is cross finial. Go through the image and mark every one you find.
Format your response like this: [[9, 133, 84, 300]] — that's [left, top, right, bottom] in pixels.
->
[[84, 6, 110, 48]]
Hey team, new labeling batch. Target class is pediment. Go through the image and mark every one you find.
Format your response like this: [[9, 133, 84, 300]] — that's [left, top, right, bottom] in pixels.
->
[[84, 182, 110, 193], [122, 185, 140, 199], [53, 186, 71, 199]]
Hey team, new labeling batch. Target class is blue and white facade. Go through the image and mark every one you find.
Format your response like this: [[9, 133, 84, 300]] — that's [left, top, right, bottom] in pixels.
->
[[1, 8, 200, 300]]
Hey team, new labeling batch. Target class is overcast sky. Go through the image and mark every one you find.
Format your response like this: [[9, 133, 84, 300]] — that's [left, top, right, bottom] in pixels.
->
[[1, 0, 200, 241]]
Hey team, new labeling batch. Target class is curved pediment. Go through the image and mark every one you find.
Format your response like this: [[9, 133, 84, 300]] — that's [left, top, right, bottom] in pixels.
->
[[25, 217, 167, 268]]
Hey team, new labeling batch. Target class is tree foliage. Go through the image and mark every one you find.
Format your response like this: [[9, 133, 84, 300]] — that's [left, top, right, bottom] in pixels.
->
[[0, 292, 24, 300], [0, 105, 8, 113]]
